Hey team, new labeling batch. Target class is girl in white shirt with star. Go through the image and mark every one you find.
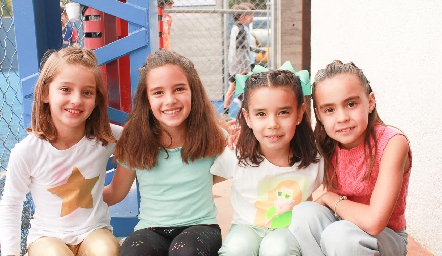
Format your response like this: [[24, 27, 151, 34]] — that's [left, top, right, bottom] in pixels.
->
[[0, 48, 121, 256]]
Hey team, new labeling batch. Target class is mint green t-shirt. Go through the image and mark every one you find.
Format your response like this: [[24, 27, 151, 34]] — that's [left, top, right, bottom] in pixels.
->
[[133, 147, 218, 230]]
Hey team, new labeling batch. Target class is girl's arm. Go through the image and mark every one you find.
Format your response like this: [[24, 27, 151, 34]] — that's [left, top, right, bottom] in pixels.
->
[[0, 147, 33, 256], [213, 175, 227, 185], [103, 164, 136, 206], [316, 135, 410, 235]]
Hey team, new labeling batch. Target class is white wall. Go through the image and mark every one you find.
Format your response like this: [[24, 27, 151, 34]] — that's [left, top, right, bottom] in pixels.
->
[[311, 1, 442, 255]]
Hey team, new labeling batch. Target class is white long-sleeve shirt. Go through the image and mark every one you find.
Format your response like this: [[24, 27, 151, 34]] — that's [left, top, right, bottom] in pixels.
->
[[0, 124, 122, 255]]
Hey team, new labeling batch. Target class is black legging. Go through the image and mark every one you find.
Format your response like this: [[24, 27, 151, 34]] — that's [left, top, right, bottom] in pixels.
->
[[120, 224, 222, 256]]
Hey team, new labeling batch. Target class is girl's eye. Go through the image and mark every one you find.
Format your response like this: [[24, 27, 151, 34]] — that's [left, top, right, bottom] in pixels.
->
[[256, 112, 266, 117], [152, 91, 163, 95], [348, 102, 357, 108], [324, 108, 334, 113], [60, 87, 69, 92], [279, 110, 289, 115], [175, 87, 184, 92], [84, 90, 94, 96]]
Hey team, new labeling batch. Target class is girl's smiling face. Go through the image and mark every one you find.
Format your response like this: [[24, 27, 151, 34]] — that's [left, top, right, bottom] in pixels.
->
[[314, 73, 375, 149], [44, 63, 97, 134], [243, 86, 304, 159], [146, 64, 192, 135]]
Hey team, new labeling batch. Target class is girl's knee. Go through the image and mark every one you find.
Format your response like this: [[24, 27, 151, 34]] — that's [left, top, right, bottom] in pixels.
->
[[28, 246, 73, 256], [82, 229, 120, 256], [219, 227, 260, 256], [321, 220, 360, 242], [84, 238, 119, 256], [27, 237, 74, 256], [321, 221, 378, 254], [219, 242, 258, 256], [290, 201, 328, 233], [259, 243, 291, 256], [259, 229, 301, 256]]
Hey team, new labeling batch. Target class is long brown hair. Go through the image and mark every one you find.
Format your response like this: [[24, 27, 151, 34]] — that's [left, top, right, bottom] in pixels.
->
[[312, 60, 384, 189], [28, 47, 115, 146], [236, 70, 319, 168], [114, 50, 225, 169]]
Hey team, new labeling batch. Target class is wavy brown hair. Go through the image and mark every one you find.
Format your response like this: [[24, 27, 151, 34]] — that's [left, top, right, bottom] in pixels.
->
[[312, 60, 384, 189], [27, 47, 115, 146], [114, 50, 225, 169], [236, 70, 319, 168]]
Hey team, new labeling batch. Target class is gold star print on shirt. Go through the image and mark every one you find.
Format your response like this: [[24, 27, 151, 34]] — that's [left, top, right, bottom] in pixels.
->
[[48, 166, 99, 217]]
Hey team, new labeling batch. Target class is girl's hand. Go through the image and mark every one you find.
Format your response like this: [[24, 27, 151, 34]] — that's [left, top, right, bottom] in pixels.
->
[[226, 119, 240, 149], [314, 191, 337, 208], [314, 193, 326, 206], [213, 175, 226, 185]]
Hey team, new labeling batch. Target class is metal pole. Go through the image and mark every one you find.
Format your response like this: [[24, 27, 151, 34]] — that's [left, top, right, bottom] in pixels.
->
[[223, 0, 229, 101], [269, 0, 276, 69]]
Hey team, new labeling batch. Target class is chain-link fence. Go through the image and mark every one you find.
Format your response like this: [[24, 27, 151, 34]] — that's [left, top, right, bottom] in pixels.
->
[[167, 0, 274, 119], [1, 0, 34, 255]]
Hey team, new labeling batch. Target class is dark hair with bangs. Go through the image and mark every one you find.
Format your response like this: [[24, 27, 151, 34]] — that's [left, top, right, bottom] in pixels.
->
[[27, 47, 115, 146], [114, 49, 225, 170], [236, 70, 319, 168], [312, 60, 385, 189]]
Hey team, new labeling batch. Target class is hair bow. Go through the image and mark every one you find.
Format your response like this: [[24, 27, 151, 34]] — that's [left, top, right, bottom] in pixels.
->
[[235, 61, 311, 96]]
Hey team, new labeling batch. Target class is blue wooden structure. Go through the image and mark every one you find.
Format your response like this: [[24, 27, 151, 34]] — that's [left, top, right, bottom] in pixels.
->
[[12, 0, 158, 238]]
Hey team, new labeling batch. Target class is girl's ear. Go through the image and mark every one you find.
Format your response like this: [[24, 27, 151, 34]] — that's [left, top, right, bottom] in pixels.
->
[[242, 108, 252, 128], [368, 92, 376, 113], [297, 103, 306, 125]]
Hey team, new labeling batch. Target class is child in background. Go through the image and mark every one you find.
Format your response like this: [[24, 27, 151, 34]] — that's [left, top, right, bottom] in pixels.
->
[[61, 5, 79, 48], [212, 63, 323, 255], [289, 60, 412, 255], [158, 0, 174, 50], [0, 48, 121, 256], [223, 4, 266, 121], [103, 49, 226, 256], [239, 2, 259, 70]]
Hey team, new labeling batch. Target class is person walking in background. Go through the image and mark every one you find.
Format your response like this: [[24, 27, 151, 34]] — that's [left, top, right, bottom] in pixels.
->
[[212, 63, 323, 255], [240, 2, 258, 70], [61, 5, 79, 48], [223, 4, 266, 121], [103, 50, 226, 256], [289, 60, 412, 255], [158, 0, 174, 50], [0, 48, 121, 256]]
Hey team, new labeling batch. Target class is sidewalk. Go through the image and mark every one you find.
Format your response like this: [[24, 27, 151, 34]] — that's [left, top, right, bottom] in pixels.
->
[[213, 179, 433, 256]]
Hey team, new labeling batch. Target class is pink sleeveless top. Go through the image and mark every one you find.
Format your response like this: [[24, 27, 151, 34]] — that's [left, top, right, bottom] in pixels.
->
[[329, 125, 412, 231]]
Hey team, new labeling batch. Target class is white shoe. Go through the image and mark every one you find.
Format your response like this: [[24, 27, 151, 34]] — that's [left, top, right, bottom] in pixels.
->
[[233, 97, 242, 107], [222, 113, 234, 121]]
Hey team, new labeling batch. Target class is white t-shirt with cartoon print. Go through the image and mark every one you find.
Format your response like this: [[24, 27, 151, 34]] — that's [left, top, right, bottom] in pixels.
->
[[211, 147, 324, 229], [0, 124, 123, 255]]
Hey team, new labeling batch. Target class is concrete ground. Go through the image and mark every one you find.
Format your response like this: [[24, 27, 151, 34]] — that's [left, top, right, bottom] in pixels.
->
[[213, 179, 434, 256]]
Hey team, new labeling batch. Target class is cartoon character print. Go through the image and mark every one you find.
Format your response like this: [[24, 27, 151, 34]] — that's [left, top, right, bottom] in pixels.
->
[[254, 180, 303, 228]]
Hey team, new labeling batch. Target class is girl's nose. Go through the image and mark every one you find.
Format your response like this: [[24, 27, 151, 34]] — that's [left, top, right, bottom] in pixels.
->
[[165, 93, 177, 105], [70, 92, 82, 105], [337, 109, 350, 123], [267, 115, 280, 129]]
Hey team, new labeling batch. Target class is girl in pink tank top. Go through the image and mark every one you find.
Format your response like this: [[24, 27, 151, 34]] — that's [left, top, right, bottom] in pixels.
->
[[289, 60, 411, 256]]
